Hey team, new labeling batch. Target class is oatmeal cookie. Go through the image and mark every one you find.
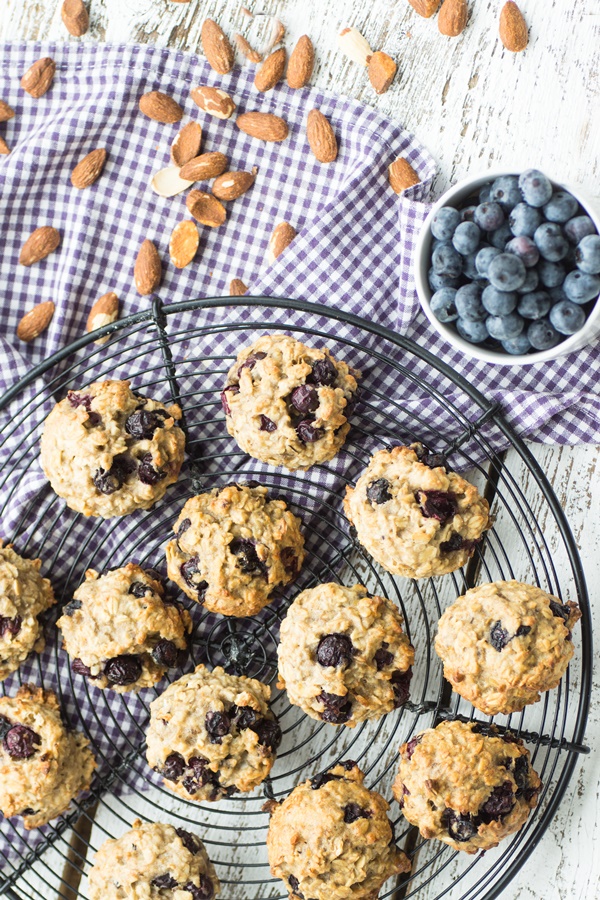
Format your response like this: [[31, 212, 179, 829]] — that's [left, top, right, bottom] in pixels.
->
[[57, 564, 191, 693], [267, 760, 410, 900], [435, 580, 581, 715], [0, 543, 55, 681], [146, 664, 281, 802], [88, 819, 220, 900], [165, 483, 305, 617], [221, 334, 359, 470], [0, 684, 96, 829], [40, 379, 185, 517], [344, 444, 490, 579], [393, 720, 541, 853], [277, 583, 414, 727]]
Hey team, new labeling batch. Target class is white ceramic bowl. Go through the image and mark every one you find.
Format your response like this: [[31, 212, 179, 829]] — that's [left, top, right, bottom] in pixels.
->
[[414, 170, 600, 365]]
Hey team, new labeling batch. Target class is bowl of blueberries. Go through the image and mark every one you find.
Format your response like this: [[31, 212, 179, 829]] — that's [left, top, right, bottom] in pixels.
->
[[415, 169, 600, 363]]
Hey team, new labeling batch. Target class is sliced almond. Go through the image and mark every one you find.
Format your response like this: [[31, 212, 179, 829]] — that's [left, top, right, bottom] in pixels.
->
[[254, 48, 286, 92], [287, 35, 315, 89], [21, 58, 56, 98], [134, 239, 162, 295], [368, 51, 397, 95], [267, 222, 297, 264], [212, 168, 256, 201], [499, 2, 529, 52], [17, 301, 55, 342], [236, 112, 288, 142], [61, 0, 89, 36], [438, 0, 468, 36], [169, 220, 199, 269], [86, 292, 119, 344], [234, 33, 262, 63], [230, 278, 248, 296], [19, 226, 61, 266], [388, 157, 420, 194], [186, 190, 227, 227], [264, 17, 285, 52], [337, 27, 373, 66], [201, 18, 235, 74], [407, 0, 441, 16], [191, 85, 236, 120], [179, 151, 228, 183], [171, 121, 203, 166], [139, 91, 183, 124], [151, 165, 194, 198], [0, 99, 15, 122], [0, 137, 10, 155], [71, 148, 107, 189], [306, 109, 337, 164]]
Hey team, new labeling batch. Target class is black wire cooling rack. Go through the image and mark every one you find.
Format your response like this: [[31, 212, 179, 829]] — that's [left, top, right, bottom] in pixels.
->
[[0, 296, 592, 900]]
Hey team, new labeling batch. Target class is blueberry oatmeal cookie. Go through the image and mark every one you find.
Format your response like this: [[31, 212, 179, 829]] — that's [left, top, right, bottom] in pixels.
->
[[344, 444, 490, 579], [277, 583, 414, 727], [0, 543, 55, 681], [165, 483, 304, 617], [435, 580, 581, 715], [88, 819, 220, 900], [0, 685, 96, 829], [221, 334, 360, 470], [393, 720, 541, 854], [146, 664, 281, 802], [57, 564, 191, 693], [267, 760, 410, 900], [40, 379, 185, 517]]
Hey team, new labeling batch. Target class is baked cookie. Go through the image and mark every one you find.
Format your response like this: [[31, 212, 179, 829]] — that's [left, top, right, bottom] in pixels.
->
[[393, 720, 541, 854], [0, 543, 55, 681], [267, 760, 410, 900], [221, 334, 359, 470], [57, 564, 191, 693], [88, 819, 220, 900], [0, 684, 96, 830], [40, 379, 185, 517], [277, 583, 414, 727], [344, 444, 490, 579], [165, 483, 305, 617], [146, 664, 281, 802], [435, 580, 581, 715]]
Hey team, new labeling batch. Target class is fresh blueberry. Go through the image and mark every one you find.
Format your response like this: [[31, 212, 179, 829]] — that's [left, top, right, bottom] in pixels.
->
[[308, 357, 337, 386], [452, 221, 481, 255], [455, 283, 486, 321], [563, 270, 600, 304], [505, 236, 539, 268], [460, 205, 477, 222], [537, 260, 566, 288], [486, 313, 524, 340], [432, 241, 464, 278], [518, 169, 553, 207], [316, 633, 354, 668], [462, 251, 480, 281], [543, 191, 579, 224], [296, 420, 324, 443], [260, 415, 277, 432], [489, 222, 513, 249], [490, 175, 522, 211], [317, 691, 352, 724], [428, 267, 461, 292], [548, 285, 568, 304], [488, 254, 527, 291], [517, 291, 551, 320], [430, 287, 459, 323], [517, 267, 540, 293], [576, 234, 600, 274], [534, 222, 569, 262], [474, 201, 505, 232], [564, 215, 596, 245], [502, 334, 532, 355], [475, 245, 502, 278], [549, 301, 586, 335], [416, 489, 457, 523], [229, 538, 266, 575], [104, 654, 142, 685], [289, 385, 319, 414], [479, 184, 492, 203], [3, 725, 41, 759], [528, 319, 562, 350], [457, 318, 489, 343], [431, 206, 461, 241], [509, 203, 543, 238]]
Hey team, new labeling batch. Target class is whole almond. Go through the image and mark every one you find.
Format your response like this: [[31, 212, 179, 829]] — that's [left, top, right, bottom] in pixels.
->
[[191, 85, 236, 120], [171, 121, 202, 166], [169, 220, 199, 269], [134, 239, 162, 295], [234, 34, 262, 63], [70, 148, 107, 189], [407, 0, 441, 16], [306, 109, 337, 164], [230, 278, 248, 296], [61, 0, 89, 36], [17, 301, 55, 342], [0, 100, 15, 122], [201, 19, 235, 74], [212, 168, 256, 201], [287, 35, 315, 89], [368, 51, 397, 95], [237, 111, 289, 142], [139, 91, 183, 124], [0, 137, 10, 155], [267, 222, 297, 264], [499, 2, 529, 52], [388, 157, 420, 194], [186, 190, 227, 227], [254, 48, 286, 93], [438, 0, 468, 36], [19, 226, 61, 266], [179, 151, 228, 183], [337, 27, 373, 66], [21, 58, 56, 98], [86, 292, 119, 344]]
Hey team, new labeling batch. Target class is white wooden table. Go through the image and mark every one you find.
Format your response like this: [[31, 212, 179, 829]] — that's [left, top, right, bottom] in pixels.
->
[[1, 1, 599, 898]]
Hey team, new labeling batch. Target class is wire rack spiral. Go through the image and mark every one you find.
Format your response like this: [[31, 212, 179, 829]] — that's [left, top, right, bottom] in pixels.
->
[[0, 297, 591, 900]]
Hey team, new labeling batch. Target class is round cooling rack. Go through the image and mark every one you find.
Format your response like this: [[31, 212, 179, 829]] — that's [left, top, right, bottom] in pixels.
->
[[0, 297, 592, 900]]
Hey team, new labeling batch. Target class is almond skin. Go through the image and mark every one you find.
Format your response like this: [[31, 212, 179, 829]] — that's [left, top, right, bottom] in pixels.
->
[[0, 100, 15, 122], [21, 58, 56, 98], [254, 48, 286, 92], [438, 0, 468, 36], [368, 51, 397, 95], [388, 157, 420, 194], [19, 226, 61, 266], [139, 91, 183, 124], [201, 19, 235, 74], [171, 121, 202, 166], [61, 0, 89, 37], [190, 85, 236, 119], [500, 2, 529, 52], [267, 222, 297, 264], [236, 112, 289, 142], [134, 239, 162, 295], [407, 0, 441, 16], [234, 34, 262, 63], [287, 35, 315, 89], [70, 148, 107, 189], [306, 109, 337, 164], [86, 292, 119, 345], [230, 278, 248, 296], [17, 301, 55, 342], [212, 169, 256, 201], [169, 220, 199, 269], [0, 137, 10, 155], [186, 191, 227, 227], [179, 151, 228, 183]]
